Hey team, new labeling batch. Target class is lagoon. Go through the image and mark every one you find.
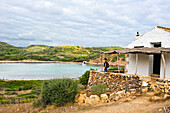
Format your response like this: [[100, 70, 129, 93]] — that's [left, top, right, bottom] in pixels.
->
[[0, 63, 102, 80]]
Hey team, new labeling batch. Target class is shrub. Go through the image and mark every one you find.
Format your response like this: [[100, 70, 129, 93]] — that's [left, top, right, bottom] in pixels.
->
[[79, 69, 95, 87], [37, 78, 78, 108], [33, 99, 42, 107], [90, 84, 107, 96]]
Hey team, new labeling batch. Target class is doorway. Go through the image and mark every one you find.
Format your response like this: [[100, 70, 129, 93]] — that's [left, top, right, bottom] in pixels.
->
[[153, 43, 161, 75]]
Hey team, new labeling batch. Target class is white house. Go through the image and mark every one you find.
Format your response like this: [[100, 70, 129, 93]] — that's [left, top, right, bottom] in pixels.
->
[[126, 26, 170, 78]]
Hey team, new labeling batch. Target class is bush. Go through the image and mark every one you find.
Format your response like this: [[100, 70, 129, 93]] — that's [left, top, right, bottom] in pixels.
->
[[37, 78, 78, 108], [79, 69, 95, 87], [33, 99, 42, 107], [90, 84, 107, 96]]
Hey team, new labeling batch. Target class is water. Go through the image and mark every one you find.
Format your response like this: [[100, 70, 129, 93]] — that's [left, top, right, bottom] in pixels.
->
[[0, 63, 102, 80]]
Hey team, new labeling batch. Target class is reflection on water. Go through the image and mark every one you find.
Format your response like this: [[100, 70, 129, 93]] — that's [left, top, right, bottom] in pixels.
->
[[0, 63, 101, 80]]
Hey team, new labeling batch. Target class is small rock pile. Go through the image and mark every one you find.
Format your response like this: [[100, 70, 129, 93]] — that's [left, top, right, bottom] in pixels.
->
[[75, 90, 136, 104]]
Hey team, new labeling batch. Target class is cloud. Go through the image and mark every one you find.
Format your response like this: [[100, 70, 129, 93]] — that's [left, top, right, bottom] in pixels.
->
[[0, 0, 169, 47]]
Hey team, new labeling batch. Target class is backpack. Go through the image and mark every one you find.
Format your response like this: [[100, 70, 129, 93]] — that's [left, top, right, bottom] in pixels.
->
[[106, 62, 109, 68]]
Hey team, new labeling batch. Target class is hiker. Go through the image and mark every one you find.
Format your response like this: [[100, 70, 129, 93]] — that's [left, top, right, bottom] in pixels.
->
[[104, 58, 109, 72]]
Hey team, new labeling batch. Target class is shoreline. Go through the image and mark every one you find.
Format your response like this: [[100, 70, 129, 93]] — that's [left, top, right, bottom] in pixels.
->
[[0, 60, 103, 66], [0, 60, 125, 67]]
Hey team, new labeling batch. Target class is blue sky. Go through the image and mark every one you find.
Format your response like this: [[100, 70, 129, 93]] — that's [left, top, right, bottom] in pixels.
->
[[0, 0, 169, 47]]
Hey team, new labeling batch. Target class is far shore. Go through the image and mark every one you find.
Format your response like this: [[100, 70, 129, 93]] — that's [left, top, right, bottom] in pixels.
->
[[0, 60, 102, 66], [0, 60, 125, 67]]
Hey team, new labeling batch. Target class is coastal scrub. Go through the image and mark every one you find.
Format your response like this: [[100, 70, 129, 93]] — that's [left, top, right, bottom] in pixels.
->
[[34, 78, 78, 108]]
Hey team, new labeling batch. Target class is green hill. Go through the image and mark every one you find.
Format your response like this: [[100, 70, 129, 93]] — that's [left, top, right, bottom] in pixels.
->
[[0, 41, 122, 62]]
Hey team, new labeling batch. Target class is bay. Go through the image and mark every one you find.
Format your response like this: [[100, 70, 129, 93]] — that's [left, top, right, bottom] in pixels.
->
[[0, 63, 102, 80]]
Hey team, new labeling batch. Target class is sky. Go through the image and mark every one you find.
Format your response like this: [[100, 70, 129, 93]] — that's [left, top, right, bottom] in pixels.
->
[[0, 0, 170, 47]]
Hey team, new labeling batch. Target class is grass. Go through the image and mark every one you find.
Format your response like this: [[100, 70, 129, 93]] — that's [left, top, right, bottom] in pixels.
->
[[0, 80, 44, 91], [0, 80, 44, 104]]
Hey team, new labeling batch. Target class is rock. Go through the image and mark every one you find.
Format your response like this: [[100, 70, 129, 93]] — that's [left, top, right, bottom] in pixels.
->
[[142, 81, 148, 87], [85, 95, 100, 104], [100, 94, 109, 103], [105, 92, 112, 97], [142, 87, 148, 93], [125, 92, 131, 97], [114, 95, 120, 101], [86, 90, 92, 97], [125, 98, 133, 101], [85, 97, 92, 104], [117, 91, 124, 95], [150, 96, 162, 101], [158, 109, 162, 112], [163, 94, 170, 100], [159, 85, 164, 89], [74, 94, 80, 103], [130, 89, 136, 94], [109, 93, 116, 101], [165, 88, 169, 94], [76, 94, 86, 104], [131, 96, 136, 99]]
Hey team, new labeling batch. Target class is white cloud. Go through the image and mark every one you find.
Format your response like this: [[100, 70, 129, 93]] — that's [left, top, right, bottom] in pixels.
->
[[18, 32, 33, 37], [0, 0, 169, 47]]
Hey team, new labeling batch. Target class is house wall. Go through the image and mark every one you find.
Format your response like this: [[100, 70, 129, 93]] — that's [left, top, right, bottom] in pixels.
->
[[127, 54, 150, 76], [126, 27, 170, 78]]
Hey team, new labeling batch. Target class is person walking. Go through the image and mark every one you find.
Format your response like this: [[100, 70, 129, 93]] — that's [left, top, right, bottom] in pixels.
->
[[104, 58, 109, 72]]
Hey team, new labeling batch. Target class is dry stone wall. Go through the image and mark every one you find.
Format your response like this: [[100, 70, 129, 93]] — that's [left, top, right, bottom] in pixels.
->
[[88, 71, 142, 93], [153, 78, 170, 94]]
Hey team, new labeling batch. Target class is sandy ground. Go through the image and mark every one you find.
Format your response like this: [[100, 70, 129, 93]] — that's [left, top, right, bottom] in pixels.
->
[[0, 92, 170, 113]]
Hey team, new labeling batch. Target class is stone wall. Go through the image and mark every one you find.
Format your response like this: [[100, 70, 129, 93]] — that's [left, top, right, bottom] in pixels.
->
[[75, 71, 170, 104], [88, 71, 142, 93], [152, 78, 170, 94], [88, 71, 170, 95]]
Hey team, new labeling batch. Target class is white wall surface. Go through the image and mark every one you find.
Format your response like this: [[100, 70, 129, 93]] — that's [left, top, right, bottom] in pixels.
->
[[126, 27, 170, 48], [127, 54, 149, 76]]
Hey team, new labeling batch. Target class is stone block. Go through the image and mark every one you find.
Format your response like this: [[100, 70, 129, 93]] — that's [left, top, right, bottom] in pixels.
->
[[100, 94, 109, 103]]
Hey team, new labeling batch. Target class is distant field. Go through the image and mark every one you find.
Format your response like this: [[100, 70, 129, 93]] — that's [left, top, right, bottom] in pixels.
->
[[0, 80, 44, 104], [0, 41, 122, 62]]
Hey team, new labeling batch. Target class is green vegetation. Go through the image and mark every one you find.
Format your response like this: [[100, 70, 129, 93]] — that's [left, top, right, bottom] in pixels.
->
[[34, 78, 78, 108], [107, 67, 124, 71], [0, 80, 43, 91], [0, 41, 122, 62], [90, 84, 107, 96], [0, 80, 43, 104], [78, 69, 95, 87]]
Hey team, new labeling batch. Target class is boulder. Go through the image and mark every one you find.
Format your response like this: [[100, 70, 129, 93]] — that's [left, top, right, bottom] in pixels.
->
[[109, 92, 116, 101], [76, 94, 86, 104], [84, 97, 92, 104], [100, 94, 109, 103], [85, 95, 100, 104]]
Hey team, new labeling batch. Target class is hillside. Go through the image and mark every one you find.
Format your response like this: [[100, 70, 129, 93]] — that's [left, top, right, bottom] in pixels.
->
[[0, 41, 122, 62]]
